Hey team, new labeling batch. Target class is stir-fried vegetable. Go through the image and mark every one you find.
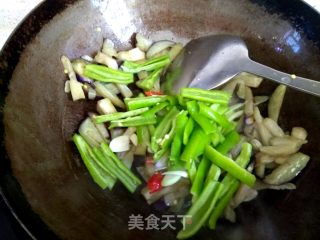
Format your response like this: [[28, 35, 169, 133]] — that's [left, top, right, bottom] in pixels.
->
[[62, 33, 311, 240]]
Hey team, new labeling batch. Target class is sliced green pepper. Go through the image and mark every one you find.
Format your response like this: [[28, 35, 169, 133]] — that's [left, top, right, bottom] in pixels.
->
[[205, 145, 255, 187]]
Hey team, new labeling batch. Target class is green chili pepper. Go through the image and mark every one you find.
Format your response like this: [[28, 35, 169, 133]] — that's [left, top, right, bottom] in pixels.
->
[[151, 106, 179, 152], [219, 142, 252, 197], [109, 115, 157, 128], [216, 130, 241, 154], [208, 181, 240, 229], [136, 68, 163, 90], [205, 145, 255, 187], [191, 157, 211, 200], [198, 102, 235, 131], [121, 55, 170, 73], [177, 180, 223, 239], [181, 88, 231, 104], [183, 117, 195, 145], [92, 147, 137, 192], [94, 107, 149, 123], [84, 64, 133, 84], [169, 111, 188, 167], [181, 127, 209, 162]]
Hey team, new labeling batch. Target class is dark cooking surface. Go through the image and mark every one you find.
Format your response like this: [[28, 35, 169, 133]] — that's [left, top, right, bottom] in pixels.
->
[[0, 0, 320, 240]]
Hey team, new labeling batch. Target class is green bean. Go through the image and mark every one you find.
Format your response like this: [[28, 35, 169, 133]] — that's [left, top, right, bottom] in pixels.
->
[[109, 115, 157, 128], [72, 134, 111, 189], [181, 88, 231, 104], [121, 55, 170, 73], [84, 64, 133, 84], [142, 102, 168, 117], [205, 145, 255, 187], [94, 107, 149, 123], [125, 96, 168, 110], [136, 68, 163, 90]]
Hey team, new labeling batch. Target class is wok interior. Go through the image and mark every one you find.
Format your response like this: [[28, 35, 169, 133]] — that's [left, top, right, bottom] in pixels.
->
[[3, 0, 320, 239]]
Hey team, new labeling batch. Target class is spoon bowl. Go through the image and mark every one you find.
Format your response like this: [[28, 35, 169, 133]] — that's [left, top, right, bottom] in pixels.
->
[[165, 35, 320, 96]]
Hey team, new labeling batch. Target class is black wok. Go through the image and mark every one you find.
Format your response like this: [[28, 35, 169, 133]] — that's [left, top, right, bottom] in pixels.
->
[[0, 0, 320, 239]]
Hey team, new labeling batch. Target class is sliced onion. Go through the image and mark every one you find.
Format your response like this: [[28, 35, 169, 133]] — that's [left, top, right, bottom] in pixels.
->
[[88, 87, 96, 100], [116, 84, 133, 98], [130, 134, 138, 146], [109, 135, 130, 152], [79, 117, 104, 147], [228, 110, 244, 122], [94, 82, 125, 108], [136, 166, 149, 182], [88, 113, 110, 139], [134, 144, 147, 156], [250, 139, 262, 150], [146, 40, 175, 59], [102, 39, 117, 57], [96, 98, 117, 115], [94, 52, 118, 69], [256, 121, 273, 145], [69, 80, 85, 101], [255, 164, 265, 178], [154, 153, 168, 171], [233, 184, 258, 208], [64, 80, 71, 93], [123, 127, 136, 136], [162, 174, 181, 187], [81, 55, 94, 62], [103, 83, 120, 94], [110, 128, 125, 139], [136, 33, 153, 51], [224, 205, 236, 223], [255, 152, 274, 164], [162, 171, 188, 178], [76, 74, 94, 85], [168, 43, 183, 61], [118, 47, 145, 61], [118, 147, 134, 169], [61, 56, 85, 101], [164, 186, 189, 206], [270, 136, 306, 147]]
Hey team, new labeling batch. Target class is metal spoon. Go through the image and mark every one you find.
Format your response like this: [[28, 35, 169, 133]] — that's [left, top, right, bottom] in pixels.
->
[[165, 34, 320, 96]]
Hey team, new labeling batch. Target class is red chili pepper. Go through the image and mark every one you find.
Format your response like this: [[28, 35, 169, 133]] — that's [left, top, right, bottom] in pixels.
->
[[145, 91, 163, 96], [147, 172, 164, 193]]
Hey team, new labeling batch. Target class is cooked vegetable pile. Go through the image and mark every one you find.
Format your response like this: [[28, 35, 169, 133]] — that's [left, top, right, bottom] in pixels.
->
[[61, 33, 310, 239]]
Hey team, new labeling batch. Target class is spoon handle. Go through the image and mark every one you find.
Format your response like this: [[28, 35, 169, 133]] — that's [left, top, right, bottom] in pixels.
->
[[242, 59, 320, 97]]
